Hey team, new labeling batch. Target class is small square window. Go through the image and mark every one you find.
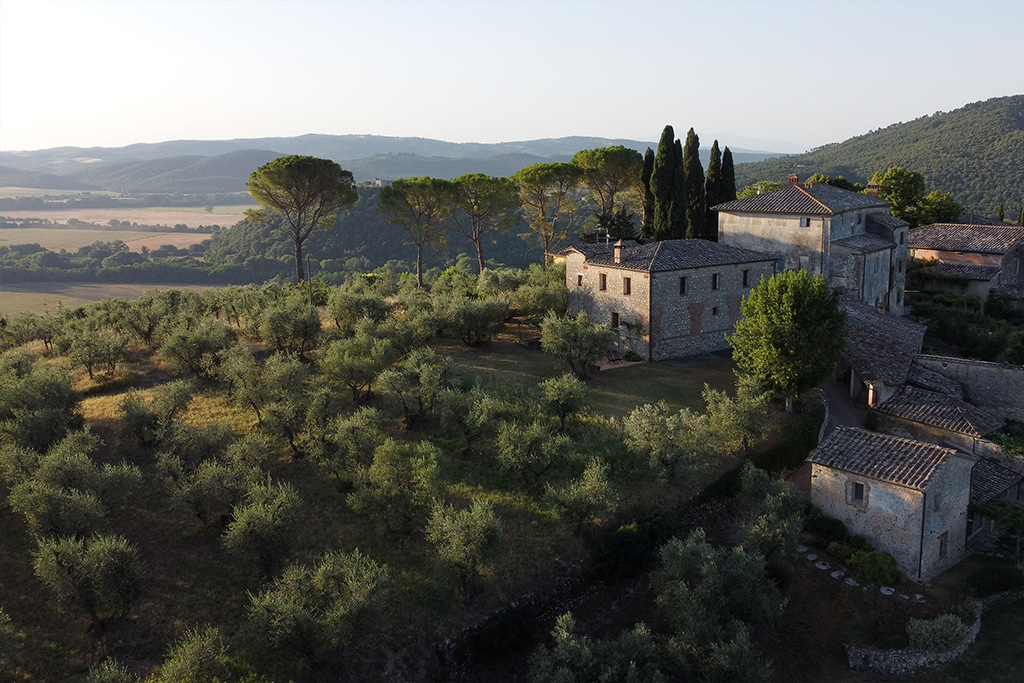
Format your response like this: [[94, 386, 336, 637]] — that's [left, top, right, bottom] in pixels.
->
[[711, 306, 719, 316], [599, 273, 607, 291], [679, 276, 687, 295], [623, 277, 631, 295], [711, 273, 720, 290], [800, 217, 811, 228], [610, 312, 619, 328], [742, 269, 750, 288], [852, 482, 865, 501]]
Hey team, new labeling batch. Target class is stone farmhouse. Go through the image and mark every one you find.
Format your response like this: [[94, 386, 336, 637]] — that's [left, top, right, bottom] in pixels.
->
[[841, 301, 926, 408], [908, 223, 1024, 307], [554, 239, 776, 361], [810, 423, 1023, 583], [713, 176, 909, 314]]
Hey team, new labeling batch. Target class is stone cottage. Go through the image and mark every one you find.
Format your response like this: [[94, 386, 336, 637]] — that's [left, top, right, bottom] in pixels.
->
[[554, 239, 776, 361], [840, 300, 927, 408], [809, 426, 975, 581], [713, 176, 909, 314], [908, 223, 1024, 307], [872, 387, 1004, 456]]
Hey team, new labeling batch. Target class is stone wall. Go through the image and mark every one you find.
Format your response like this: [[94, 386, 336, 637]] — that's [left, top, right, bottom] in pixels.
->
[[565, 252, 651, 358], [912, 355, 1024, 421], [718, 212, 824, 275]]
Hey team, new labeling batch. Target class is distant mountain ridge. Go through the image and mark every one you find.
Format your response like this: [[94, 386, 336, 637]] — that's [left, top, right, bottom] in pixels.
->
[[0, 135, 781, 194], [735, 95, 1024, 214]]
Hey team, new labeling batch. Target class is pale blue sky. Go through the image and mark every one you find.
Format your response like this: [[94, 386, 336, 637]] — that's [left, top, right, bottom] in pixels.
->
[[1, 0, 1021, 152]]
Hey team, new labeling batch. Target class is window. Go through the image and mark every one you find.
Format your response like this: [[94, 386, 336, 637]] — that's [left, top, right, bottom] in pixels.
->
[[1016, 258, 1020, 276], [742, 269, 750, 288], [898, 259, 904, 273], [799, 217, 811, 227], [852, 482, 865, 501], [939, 532, 948, 559], [897, 290, 902, 304], [610, 312, 619, 328], [576, 273, 583, 287], [933, 492, 942, 512], [874, 261, 879, 274], [711, 273, 720, 290], [857, 213, 863, 225], [599, 273, 607, 291], [900, 231, 905, 245], [622, 277, 631, 295], [679, 276, 687, 295], [712, 306, 719, 316]]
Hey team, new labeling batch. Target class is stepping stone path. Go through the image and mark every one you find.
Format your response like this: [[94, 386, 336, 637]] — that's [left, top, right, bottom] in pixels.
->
[[915, 594, 926, 603], [815, 561, 831, 570], [880, 586, 895, 596], [831, 570, 845, 579], [900, 594, 910, 600], [845, 577, 859, 587], [796, 545, 809, 553], [806, 554, 818, 561]]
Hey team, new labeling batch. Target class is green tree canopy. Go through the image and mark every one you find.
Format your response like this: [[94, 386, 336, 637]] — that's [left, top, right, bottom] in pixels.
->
[[682, 127, 706, 239], [247, 155, 358, 283], [448, 173, 520, 274], [378, 176, 453, 286], [571, 146, 643, 238], [872, 166, 926, 226], [729, 270, 846, 412], [511, 162, 582, 262]]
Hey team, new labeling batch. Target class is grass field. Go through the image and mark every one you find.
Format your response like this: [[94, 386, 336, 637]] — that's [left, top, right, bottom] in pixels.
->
[[0, 206, 248, 229], [0, 282, 219, 314]]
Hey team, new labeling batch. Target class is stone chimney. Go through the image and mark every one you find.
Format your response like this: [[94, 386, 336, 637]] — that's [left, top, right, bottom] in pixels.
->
[[788, 173, 799, 187], [865, 181, 879, 198], [613, 239, 624, 264]]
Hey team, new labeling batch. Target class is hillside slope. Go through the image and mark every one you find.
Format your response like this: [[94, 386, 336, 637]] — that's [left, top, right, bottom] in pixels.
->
[[735, 95, 1024, 214]]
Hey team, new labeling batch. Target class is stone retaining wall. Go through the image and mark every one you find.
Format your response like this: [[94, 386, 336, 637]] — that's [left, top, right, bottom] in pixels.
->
[[845, 588, 1024, 675]]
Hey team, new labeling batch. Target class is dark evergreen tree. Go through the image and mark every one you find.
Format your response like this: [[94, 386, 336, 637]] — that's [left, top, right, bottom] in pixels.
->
[[997, 203, 1004, 222], [721, 146, 737, 203], [670, 139, 687, 239], [682, 128, 706, 239], [650, 126, 677, 240], [1019, 199, 1024, 226], [705, 140, 723, 241], [640, 148, 656, 238]]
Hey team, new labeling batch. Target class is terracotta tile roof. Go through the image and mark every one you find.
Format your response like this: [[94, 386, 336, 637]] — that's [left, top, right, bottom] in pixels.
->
[[712, 184, 889, 215], [971, 458, 1023, 504], [809, 426, 960, 491], [907, 361, 963, 398], [958, 212, 1014, 226], [843, 301, 926, 386], [866, 213, 909, 231], [831, 233, 896, 253], [919, 261, 1001, 282], [909, 224, 1024, 255], [562, 239, 775, 273], [875, 388, 1003, 438]]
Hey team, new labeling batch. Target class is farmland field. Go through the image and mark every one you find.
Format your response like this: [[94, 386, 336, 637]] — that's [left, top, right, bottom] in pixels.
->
[[0, 187, 120, 198], [0, 206, 248, 228], [0, 227, 213, 252], [0, 282, 219, 314]]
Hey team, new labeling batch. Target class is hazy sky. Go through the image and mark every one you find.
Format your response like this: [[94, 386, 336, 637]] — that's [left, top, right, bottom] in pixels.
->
[[1, 0, 1021, 153]]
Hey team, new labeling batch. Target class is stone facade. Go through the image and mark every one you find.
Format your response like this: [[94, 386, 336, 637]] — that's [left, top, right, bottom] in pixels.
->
[[714, 180, 908, 314], [912, 355, 1024, 422], [559, 240, 776, 361]]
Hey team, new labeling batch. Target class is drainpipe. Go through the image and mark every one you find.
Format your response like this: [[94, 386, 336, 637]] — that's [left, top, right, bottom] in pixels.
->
[[820, 217, 827, 275], [917, 490, 927, 581]]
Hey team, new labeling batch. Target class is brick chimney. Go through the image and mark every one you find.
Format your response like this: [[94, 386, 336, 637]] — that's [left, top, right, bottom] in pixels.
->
[[865, 181, 879, 198], [788, 173, 799, 186], [613, 239, 624, 264]]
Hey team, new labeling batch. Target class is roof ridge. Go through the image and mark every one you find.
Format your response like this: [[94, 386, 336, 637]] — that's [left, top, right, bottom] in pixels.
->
[[795, 184, 832, 213]]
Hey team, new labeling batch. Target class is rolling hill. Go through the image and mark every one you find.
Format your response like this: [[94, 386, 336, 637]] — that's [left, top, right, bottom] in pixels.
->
[[734, 95, 1024, 215]]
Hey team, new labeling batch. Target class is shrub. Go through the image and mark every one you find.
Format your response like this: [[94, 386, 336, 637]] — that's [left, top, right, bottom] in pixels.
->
[[849, 550, 899, 586], [964, 565, 1024, 598], [906, 613, 969, 652], [804, 508, 847, 545], [826, 541, 854, 561]]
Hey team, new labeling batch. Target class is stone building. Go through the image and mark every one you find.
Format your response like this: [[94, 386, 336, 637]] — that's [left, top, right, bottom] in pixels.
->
[[809, 426, 975, 581], [713, 176, 909, 314], [872, 387, 1004, 456], [908, 223, 1024, 306], [554, 239, 776, 361], [841, 301, 926, 407]]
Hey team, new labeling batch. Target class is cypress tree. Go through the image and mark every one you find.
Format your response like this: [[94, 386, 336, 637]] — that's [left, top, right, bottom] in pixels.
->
[[670, 139, 687, 239], [650, 126, 677, 240], [721, 147, 737, 202], [1019, 199, 1024, 226], [640, 148, 656, 238], [997, 203, 1005, 222], [705, 140, 723, 241], [682, 128, 706, 239]]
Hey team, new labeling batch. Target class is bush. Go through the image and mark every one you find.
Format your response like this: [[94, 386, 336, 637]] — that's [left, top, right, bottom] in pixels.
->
[[826, 541, 854, 561], [965, 565, 1024, 598], [849, 550, 899, 586], [805, 508, 847, 545], [906, 613, 969, 652]]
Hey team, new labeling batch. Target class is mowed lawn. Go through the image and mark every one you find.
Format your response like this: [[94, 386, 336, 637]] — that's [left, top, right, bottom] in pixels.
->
[[0, 283, 219, 314]]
